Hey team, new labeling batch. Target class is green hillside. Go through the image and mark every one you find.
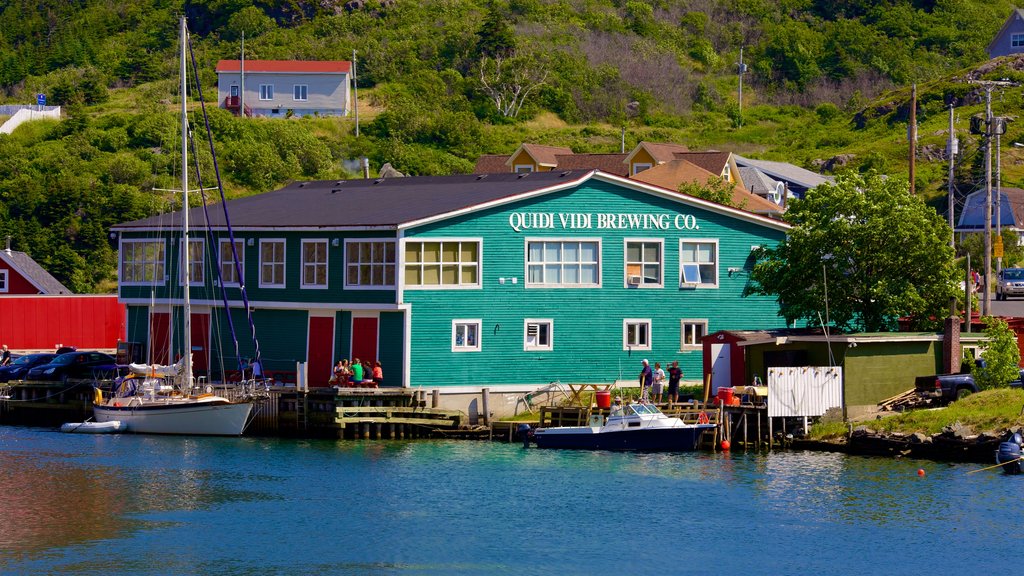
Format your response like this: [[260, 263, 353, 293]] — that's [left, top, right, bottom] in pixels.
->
[[0, 0, 1021, 292]]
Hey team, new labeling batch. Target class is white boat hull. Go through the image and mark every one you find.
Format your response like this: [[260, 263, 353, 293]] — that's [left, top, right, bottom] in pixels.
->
[[61, 420, 128, 434], [94, 398, 253, 436]]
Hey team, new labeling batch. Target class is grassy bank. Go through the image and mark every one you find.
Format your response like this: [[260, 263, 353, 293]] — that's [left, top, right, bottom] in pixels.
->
[[811, 389, 1024, 440]]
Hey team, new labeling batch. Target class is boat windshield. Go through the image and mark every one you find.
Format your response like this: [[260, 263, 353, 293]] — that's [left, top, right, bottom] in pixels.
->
[[626, 403, 662, 416]]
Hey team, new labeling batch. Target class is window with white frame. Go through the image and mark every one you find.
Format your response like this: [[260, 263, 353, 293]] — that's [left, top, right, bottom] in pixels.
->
[[120, 240, 165, 285], [404, 240, 480, 287], [259, 239, 286, 288], [452, 320, 481, 352], [526, 240, 600, 287], [219, 239, 244, 286], [680, 319, 708, 349], [178, 238, 204, 285], [514, 164, 534, 173], [625, 240, 662, 287], [624, 319, 651, 350], [301, 240, 328, 288], [259, 84, 274, 100], [524, 319, 553, 351], [680, 240, 718, 287], [1013, 33, 1024, 48], [293, 84, 308, 101], [345, 240, 396, 288], [722, 164, 732, 182], [631, 162, 652, 175], [0, 269, 7, 292]]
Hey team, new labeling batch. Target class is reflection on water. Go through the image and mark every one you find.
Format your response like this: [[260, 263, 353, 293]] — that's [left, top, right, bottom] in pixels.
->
[[0, 427, 1019, 575]]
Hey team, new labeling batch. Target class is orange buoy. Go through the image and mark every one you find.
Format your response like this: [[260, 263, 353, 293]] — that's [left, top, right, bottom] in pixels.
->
[[917, 468, 925, 477], [721, 440, 731, 451]]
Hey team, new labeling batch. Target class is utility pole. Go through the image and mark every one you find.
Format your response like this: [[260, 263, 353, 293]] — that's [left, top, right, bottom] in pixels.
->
[[997, 131, 1003, 274], [240, 31, 245, 117], [909, 84, 917, 194], [352, 49, 359, 137], [947, 104, 957, 249], [737, 47, 747, 127]]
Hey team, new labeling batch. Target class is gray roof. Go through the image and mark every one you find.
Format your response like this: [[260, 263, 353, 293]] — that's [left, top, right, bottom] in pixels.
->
[[733, 156, 833, 190], [0, 250, 72, 294], [114, 171, 593, 230], [737, 167, 780, 197]]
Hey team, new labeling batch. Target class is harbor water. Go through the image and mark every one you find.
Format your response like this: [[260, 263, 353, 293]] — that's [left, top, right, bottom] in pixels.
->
[[0, 425, 1017, 575]]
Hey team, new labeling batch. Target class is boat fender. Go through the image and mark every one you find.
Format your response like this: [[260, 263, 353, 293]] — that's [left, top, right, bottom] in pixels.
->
[[94, 388, 103, 405], [697, 411, 710, 424]]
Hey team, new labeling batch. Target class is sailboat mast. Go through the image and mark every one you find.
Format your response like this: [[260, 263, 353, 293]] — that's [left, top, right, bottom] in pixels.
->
[[180, 16, 192, 387]]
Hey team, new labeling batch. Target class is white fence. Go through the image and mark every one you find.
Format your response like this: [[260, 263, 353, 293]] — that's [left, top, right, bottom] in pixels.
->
[[1, 106, 61, 134], [766, 366, 843, 418]]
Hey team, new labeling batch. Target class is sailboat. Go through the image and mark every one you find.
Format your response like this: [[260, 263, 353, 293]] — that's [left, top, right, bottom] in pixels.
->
[[93, 17, 258, 436]]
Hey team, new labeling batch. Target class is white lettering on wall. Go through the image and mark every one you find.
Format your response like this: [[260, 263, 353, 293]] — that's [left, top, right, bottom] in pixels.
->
[[510, 211, 699, 232]]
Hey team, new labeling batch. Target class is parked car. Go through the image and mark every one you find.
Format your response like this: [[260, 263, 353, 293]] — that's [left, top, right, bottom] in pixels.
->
[[26, 351, 117, 382], [996, 267, 1024, 300], [915, 373, 978, 403], [0, 353, 56, 382]]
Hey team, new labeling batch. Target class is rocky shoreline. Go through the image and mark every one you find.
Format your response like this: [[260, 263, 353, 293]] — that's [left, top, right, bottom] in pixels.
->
[[792, 422, 1018, 464]]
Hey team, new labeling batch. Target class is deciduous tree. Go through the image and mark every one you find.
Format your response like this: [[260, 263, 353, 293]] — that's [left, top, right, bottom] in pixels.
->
[[748, 171, 960, 332]]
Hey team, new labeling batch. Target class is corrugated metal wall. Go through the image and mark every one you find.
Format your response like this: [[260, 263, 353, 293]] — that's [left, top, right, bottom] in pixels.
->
[[767, 366, 843, 417]]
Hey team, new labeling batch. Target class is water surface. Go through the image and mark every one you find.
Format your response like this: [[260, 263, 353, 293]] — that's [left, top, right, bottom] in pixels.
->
[[0, 426, 1015, 575]]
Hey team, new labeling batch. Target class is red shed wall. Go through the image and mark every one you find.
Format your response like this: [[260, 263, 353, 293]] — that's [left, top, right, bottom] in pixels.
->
[[1, 265, 42, 295], [0, 295, 126, 351]]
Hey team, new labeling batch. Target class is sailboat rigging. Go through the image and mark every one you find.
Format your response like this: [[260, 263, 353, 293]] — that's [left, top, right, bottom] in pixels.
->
[[93, 16, 266, 436]]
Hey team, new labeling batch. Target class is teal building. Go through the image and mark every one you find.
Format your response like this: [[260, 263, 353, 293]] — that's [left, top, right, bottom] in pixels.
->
[[113, 170, 791, 391]]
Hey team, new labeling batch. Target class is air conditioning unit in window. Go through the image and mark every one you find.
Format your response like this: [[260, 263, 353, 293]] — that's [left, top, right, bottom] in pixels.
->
[[627, 275, 642, 286]]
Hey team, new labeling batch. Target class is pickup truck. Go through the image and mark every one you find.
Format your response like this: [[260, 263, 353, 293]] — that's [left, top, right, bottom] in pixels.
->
[[915, 369, 1024, 404], [914, 374, 978, 403]]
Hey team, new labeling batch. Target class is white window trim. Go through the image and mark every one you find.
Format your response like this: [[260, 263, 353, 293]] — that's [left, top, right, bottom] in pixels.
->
[[119, 239, 167, 286], [680, 319, 708, 351], [344, 238, 397, 290], [524, 318, 554, 351], [0, 269, 7, 293], [631, 162, 652, 175], [259, 84, 274, 100], [679, 238, 719, 289], [514, 164, 535, 173], [293, 84, 308, 101], [624, 238, 664, 289], [403, 237, 483, 290], [452, 319, 482, 352], [219, 239, 244, 287], [259, 238, 286, 289], [300, 239, 329, 290], [623, 318, 652, 351], [1013, 33, 1024, 48], [178, 238, 205, 287], [524, 237, 602, 289]]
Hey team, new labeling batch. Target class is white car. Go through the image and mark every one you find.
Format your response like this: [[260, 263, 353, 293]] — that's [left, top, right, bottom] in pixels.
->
[[996, 268, 1024, 300]]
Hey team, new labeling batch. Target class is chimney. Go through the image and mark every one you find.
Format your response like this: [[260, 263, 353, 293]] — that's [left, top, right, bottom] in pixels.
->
[[942, 316, 961, 374], [4, 236, 10, 254]]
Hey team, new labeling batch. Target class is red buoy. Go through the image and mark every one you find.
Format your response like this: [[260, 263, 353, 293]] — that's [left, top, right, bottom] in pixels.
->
[[917, 468, 925, 477], [721, 440, 731, 451]]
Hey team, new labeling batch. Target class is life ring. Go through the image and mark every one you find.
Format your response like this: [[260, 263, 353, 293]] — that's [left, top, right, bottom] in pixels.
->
[[697, 411, 710, 424]]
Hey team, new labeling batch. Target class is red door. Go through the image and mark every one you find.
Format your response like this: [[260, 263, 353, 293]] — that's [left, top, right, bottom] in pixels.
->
[[307, 316, 334, 388], [190, 313, 210, 374], [351, 317, 378, 365], [149, 312, 170, 365]]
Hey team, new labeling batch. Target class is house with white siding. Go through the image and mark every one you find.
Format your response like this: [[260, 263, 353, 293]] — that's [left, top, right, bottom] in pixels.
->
[[216, 60, 351, 118]]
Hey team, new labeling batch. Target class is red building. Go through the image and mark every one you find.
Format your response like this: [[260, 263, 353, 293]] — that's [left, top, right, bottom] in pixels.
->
[[0, 245, 125, 352]]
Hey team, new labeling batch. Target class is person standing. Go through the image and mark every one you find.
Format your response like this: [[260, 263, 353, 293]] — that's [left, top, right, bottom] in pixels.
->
[[0, 345, 10, 366], [372, 361, 383, 387], [652, 362, 666, 404], [639, 359, 653, 401], [667, 360, 683, 405]]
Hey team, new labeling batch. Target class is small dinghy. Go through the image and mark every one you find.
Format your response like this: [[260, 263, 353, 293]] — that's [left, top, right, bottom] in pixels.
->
[[61, 420, 127, 434]]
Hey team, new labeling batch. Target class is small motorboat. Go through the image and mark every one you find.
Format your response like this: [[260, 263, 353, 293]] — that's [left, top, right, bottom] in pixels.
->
[[531, 401, 715, 451], [996, 431, 1023, 474], [60, 420, 128, 434]]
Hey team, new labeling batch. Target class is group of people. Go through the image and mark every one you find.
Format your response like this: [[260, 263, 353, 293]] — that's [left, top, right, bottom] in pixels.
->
[[639, 358, 683, 404], [329, 358, 383, 388]]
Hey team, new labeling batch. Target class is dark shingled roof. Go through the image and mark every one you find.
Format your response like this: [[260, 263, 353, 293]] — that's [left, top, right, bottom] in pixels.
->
[[0, 250, 72, 294], [472, 154, 511, 174], [114, 171, 592, 230]]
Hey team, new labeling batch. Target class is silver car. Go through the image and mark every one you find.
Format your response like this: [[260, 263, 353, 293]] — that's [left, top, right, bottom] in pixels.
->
[[997, 268, 1024, 300]]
